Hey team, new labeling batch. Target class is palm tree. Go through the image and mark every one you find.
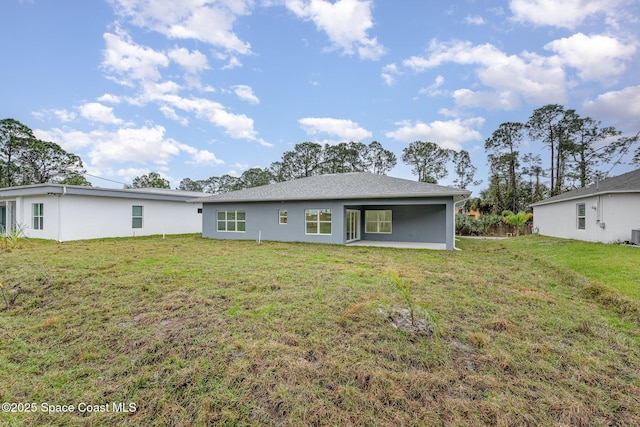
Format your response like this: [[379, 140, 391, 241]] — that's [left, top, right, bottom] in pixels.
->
[[501, 210, 533, 236]]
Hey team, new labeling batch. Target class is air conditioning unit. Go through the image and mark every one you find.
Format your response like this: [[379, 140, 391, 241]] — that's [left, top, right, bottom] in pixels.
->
[[631, 229, 640, 245]]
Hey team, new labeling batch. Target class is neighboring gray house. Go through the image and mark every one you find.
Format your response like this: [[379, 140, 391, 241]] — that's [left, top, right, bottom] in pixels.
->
[[194, 172, 470, 250], [531, 169, 640, 243]]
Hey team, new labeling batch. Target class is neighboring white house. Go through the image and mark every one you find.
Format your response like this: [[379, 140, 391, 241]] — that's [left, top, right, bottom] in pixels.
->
[[531, 169, 640, 244], [0, 184, 205, 242]]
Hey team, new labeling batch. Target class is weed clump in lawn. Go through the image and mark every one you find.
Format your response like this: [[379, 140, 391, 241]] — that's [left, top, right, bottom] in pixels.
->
[[385, 272, 435, 336]]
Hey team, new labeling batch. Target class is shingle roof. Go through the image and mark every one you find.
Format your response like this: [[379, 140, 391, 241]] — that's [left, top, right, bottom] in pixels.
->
[[531, 168, 640, 206], [193, 172, 471, 203]]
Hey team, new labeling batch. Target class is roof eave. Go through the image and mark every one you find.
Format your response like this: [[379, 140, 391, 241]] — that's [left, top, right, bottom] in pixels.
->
[[196, 191, 471, 204], [531, 189, 640, 207]]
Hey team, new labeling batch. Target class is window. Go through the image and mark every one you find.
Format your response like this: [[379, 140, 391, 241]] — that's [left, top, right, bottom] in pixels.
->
[[305, 209, 332, 235], [365, 210, 392, 234], [577, 203, 586, 230], [279, 209, 288, 224], [217, 210, 246, 232], [32, 203, 44, 230], [132, 206, 143, 229]]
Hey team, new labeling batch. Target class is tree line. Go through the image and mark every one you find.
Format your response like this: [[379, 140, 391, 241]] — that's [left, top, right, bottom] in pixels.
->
[[176, 140, 479, 193]]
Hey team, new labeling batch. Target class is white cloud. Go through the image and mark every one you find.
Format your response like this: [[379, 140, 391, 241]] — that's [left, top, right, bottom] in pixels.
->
[[33, 128, 94, 151], [97, 93, 122, 104], [78, 102, 124, 125], [232, 85, 260, 104], [52, 109, 77, 122], [221, 56, 243, 70], [116, 167, 153, 182], [385, 118, 485, 150], [108, 0, 252, 54], [402, 39, 567, 109], [159, 105, 189, 126], [35, 125, 200, 168], [285, 0, 386, 60], [189, 149, 225, 166], [545, 33, 636, 82], [464, 15, 486, 25], [102, 29, 169, 85], [583, 85, 640, 128], [168, 47, 209, 74], [158, 94, 271, 146], [88, 125, 182, 166], [381, 63, 399, 86], [509, 0, 628, 29], [298, 117, 372, 141], [419, 75, 445, 97]]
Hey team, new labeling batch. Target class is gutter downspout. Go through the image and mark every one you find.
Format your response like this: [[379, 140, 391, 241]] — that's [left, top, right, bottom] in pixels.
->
[[453, 196, 469, 251], [57, 186, 67, 242]]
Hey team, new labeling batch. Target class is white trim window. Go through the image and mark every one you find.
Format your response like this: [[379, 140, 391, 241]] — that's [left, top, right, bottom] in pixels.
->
[[132, 205, 143, 229], [305, 209, 332, 235], [218, 210, 246, 232], [365, 210, 392, 234], [279, 209, 288, 224], [576, 203, 586, 230], [32, 203, 44, 230]]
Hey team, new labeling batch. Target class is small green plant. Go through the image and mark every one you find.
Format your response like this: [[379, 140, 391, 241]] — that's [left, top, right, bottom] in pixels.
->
[[1, 224, 26, 250], [501, 210, 533, 236], [389, 272, 416, 326]]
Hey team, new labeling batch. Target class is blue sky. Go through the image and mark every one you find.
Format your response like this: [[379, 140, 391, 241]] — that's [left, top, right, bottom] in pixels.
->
[[1, 0, 639, 195]]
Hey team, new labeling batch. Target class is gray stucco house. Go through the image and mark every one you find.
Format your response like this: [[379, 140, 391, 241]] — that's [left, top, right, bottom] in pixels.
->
[[194, 172, 470, 250], [531, 168, 640, 243]]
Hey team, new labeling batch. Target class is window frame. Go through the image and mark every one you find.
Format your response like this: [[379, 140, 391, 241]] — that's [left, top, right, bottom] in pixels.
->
[[132, 205, 143, 229], [32, 203, 44, 230], [364, 210, 392, 234], [305, 208, 332, 235], [279, 209, 288, 225], [576, 203, 586, 230], [217, 210, 246, 233]]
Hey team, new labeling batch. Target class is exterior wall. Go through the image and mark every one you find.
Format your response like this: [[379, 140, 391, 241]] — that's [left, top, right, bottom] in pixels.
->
[[202, 197, 456, 249], [202, 200, 346, 245], [533, 193, 640, 243], [345, 204, 447, 244], [3, 194, 202, 241]]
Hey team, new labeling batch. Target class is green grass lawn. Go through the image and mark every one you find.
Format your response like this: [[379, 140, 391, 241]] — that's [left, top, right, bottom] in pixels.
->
[[0, 235, 639, 426]]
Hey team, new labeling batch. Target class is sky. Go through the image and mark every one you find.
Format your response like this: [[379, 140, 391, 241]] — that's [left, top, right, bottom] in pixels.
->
[[1, 0, 639, 195]]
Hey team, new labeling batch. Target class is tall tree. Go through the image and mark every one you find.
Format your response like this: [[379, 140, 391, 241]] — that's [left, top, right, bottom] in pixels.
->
[[521, 153, 545, 203], [274, 142, 323, 180], [401, 141, 451, 183], [527, 105, 582, 196], [1, 118, 87, 188], [19, 139, 85, 184], [178, 178, 205, 192], [217, 174, 242, 193], [527, 105, 565, 196], [365, 141, 396, 175], [451, 150, 479, 190], [128, 172, 170, 189], [567, 117, 621, 188], [485, 122, 524, 212], [240, 167, 274, 188], [0, 118, 35, 187]]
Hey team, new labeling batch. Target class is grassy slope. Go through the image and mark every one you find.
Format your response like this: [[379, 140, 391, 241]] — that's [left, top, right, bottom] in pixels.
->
[[0, 235, 638, 426], [502, 235, 640, 300]]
